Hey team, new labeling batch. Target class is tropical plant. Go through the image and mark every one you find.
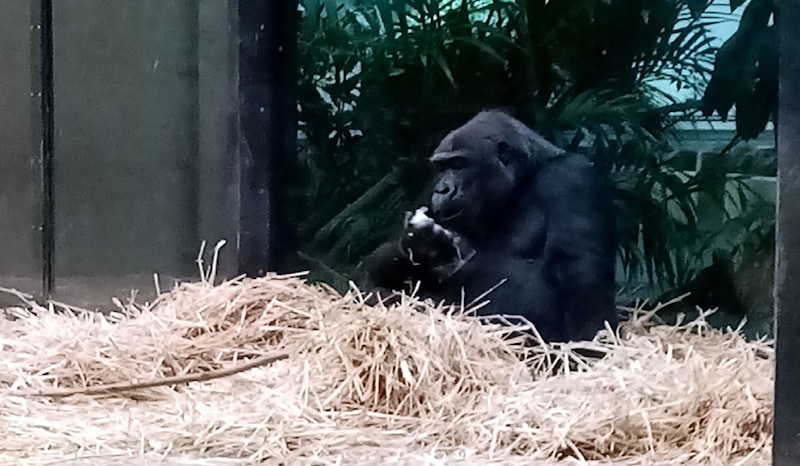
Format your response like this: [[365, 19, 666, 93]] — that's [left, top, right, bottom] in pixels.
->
[[295, 0, 762, 302], [701, 0, 777, 142]]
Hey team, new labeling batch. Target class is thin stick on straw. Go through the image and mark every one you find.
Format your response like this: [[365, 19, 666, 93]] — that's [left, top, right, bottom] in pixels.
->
[[27, 351, 291, 399]]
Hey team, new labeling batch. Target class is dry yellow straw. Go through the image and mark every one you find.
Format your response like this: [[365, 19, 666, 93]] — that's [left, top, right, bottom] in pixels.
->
[[0, 246, 774, 465]]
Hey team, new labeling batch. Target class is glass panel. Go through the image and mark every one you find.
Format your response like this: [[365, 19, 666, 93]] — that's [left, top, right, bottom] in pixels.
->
[[50, 1, 238, 309], [295, 0, 777, 339], [0, 0, 42, 304]]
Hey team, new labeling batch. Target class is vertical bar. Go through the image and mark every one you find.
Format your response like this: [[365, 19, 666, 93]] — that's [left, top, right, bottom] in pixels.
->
[[31, 0, 55, 298], [40, 0, 55, 296], [237, 0, 299, 277], [773, 0, 800, 464]]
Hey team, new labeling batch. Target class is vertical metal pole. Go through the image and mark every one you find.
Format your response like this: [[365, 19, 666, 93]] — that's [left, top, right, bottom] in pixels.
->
[[237, 0, 298, 277], [38, 0, 55, 297], [773, 0, 800, 464]]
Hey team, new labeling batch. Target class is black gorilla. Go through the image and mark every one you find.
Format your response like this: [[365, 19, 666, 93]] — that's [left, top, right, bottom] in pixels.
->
[[364, 110, 618, 343]]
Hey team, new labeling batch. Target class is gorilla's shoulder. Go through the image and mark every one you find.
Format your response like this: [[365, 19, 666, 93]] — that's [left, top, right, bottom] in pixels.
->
[[536, 152, 612, 200], [550, 151, 594, 168]]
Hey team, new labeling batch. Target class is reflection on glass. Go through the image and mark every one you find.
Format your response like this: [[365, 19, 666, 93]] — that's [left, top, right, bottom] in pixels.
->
[[295, 0, 776, 339], [0, 0, 777, 335]]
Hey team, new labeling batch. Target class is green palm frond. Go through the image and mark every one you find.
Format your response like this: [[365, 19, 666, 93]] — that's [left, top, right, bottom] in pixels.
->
[[295, 0, 768, 301]]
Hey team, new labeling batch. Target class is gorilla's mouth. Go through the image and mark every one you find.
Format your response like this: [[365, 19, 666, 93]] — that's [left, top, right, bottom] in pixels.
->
[[438, 208, 465, 223]]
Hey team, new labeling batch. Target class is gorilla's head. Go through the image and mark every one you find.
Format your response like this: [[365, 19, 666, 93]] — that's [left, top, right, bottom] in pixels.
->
[[428, 110, 564, 237]]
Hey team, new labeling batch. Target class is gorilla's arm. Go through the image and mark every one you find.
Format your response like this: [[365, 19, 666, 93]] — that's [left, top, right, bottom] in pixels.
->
[[534, 154, 619, 340], [363, 241, 420, 291], [364, 229, 463, 293], [365, 241, 568, 342], [359, 241, 416, 305], [446, 253, 567, 342]]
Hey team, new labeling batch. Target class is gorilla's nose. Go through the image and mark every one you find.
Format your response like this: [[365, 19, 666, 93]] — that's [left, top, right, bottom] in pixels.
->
[[431, 192, 449, 217], [434, 180, 455, 196]]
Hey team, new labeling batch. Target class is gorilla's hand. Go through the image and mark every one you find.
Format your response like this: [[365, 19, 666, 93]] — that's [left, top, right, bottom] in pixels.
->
[[400, 207, 475, 279]]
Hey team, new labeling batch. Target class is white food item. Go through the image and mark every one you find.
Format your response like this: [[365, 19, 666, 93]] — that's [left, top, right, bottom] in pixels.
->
[[402, 206, 476, 275], [408, 206, 435, 228]]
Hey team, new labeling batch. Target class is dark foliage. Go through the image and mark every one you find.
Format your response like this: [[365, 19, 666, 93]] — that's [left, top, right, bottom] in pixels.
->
[[701, 0, 777, 141], [295, 0, 774, 313]]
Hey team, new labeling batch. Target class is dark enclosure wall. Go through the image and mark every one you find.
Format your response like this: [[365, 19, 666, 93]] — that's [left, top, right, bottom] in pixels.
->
[[0, 1, 38, 288]]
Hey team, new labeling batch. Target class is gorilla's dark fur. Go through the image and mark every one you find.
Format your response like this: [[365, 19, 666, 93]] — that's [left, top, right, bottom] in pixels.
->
[[365, 110, 619, 343]]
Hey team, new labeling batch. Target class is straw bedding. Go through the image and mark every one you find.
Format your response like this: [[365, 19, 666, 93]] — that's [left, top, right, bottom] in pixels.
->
[[0, 262, 774, 465]]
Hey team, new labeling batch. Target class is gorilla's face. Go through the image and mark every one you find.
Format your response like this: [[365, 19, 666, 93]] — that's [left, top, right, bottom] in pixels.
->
[[427, 111, 561, 238], [428, 140, 519, 237]]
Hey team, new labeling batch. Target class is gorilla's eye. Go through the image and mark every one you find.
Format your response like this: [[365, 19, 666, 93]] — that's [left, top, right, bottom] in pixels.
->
[[445, 156, 469, 170]]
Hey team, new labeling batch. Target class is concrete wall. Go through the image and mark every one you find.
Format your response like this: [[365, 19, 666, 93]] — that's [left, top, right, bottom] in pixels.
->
[[197, 0, 241, 279], [0, 2, 239, 306], [49, 1, 240, 283], [0, 1, 38, 285], [52, 1, 201, 277]]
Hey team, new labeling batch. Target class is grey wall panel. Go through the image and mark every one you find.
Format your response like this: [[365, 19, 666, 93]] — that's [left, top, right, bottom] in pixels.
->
[[52, 1, 200, 277], [0, 0, 39, 288]]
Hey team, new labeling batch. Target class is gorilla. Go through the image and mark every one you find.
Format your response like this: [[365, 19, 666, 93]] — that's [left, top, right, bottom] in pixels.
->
[[364, 110, 619, 343]]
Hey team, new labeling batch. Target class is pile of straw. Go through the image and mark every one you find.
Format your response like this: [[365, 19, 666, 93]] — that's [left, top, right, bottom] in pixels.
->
[[0, 260, 774, 465]]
